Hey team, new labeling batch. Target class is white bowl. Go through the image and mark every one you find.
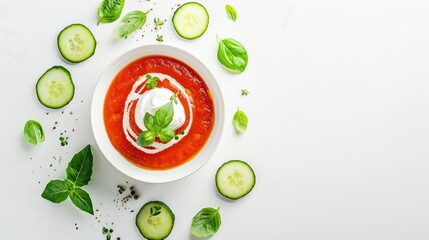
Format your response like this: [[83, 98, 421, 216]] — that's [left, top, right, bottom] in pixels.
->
[[91, 45, 224, 183]]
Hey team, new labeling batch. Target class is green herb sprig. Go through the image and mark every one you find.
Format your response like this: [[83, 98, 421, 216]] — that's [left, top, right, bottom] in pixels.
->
[[23, 120, 45, 145], [241, 89, 250, 96], [191, 207, 222, 237], [41, 145, 94, 215], [102, 226, 112, 240], [136, 100, 177, 146], [114, 9, 151, 39], [154, 17, 166, 30], [156, 35, 164, 42], [59, 136, 68, 146], [146, 74, 160, 89], [169, 92, 178, 104]]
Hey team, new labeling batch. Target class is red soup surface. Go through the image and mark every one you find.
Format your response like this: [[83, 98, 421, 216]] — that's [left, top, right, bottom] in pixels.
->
[[103, 56, 215, 170]]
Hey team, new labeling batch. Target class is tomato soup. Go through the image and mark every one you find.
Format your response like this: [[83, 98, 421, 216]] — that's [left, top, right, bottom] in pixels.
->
[[103, 56, 215, 170]]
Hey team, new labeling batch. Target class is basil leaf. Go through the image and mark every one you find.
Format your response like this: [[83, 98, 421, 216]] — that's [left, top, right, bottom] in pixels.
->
[[97, 0, 125, 24], [217, 37, 248, 73], [114, 10, 151, 39], [233, 108, 248, 133], [191, 207, 222, 238], [23, 120, 45, 145], [66, 145, 93, 187], [225, 4, 237, 22], [154, 101, 174, 129], [70, 188, 94, 215], [159, 128, 175, 143], [137, 130, 156, 146], [143, 112, 155, 131], [41, 180, 71, 203]]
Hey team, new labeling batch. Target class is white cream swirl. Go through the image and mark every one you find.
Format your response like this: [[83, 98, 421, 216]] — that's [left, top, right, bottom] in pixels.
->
[[122, 73, 193, 154]]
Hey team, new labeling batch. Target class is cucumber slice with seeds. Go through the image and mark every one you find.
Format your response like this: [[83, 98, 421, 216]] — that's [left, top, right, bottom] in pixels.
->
[[216, 160, 256, 200], [57, 23, 96, 63], [172, 2, 209, 40], [136, 201, 175, 240], [36, 66, 74, 109]]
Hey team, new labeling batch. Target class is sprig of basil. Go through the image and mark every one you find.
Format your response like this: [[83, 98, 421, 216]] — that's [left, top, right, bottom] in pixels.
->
[[146, 74, 159, 89], [41, 145, 94, 215], [233, 108, 248, 133], [97, 0, 125, 24], [114, 9, 151, 39], [217, 37, 248, 73], [136, 101, 176, 146], [23, 120, 45, 145], [225, 4, 237, 22], [191, 207, 222, 238]]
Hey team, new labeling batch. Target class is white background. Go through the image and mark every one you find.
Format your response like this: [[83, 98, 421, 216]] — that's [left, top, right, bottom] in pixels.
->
[[1, 0, 429, 239]]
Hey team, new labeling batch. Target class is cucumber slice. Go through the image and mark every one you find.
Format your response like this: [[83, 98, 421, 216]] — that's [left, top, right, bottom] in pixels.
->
[[36, 66, 74, 109], [216, 160, 256, 200], [172, 2, 209, 40], [57, 23, 96, 63], [136, 201, 175, 240]]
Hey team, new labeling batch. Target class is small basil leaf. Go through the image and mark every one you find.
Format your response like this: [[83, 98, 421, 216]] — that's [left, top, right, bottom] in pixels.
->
[[114, 10, 151, 39], [191, 207, 222, 238], [154, 101, 174, 129], [233, 108, 248, 133], [143, 112, 155, 131], [24, 120, 45, 145], [225, 4, 237, 22], [69, 188, 94, 215], [41, 180, 71, 203], [66, 145, 93, 187], [97, 0, 125, 24], [136, 130, 155, 146], [217, 37, 248, 73], [159, 128, 175, 143]]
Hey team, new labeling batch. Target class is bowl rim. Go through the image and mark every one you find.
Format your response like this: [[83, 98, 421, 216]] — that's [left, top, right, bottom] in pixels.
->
[[91, 44, 224, 183]]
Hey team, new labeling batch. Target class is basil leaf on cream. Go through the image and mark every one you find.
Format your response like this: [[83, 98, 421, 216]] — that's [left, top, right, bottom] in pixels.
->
[[154, 101, 174, 129], [159, 128, 175, 142], [137, 130, 156, 146]]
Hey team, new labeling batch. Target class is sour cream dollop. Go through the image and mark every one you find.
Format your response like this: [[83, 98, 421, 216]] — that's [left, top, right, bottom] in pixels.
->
[[134, 88, 186, 131]]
